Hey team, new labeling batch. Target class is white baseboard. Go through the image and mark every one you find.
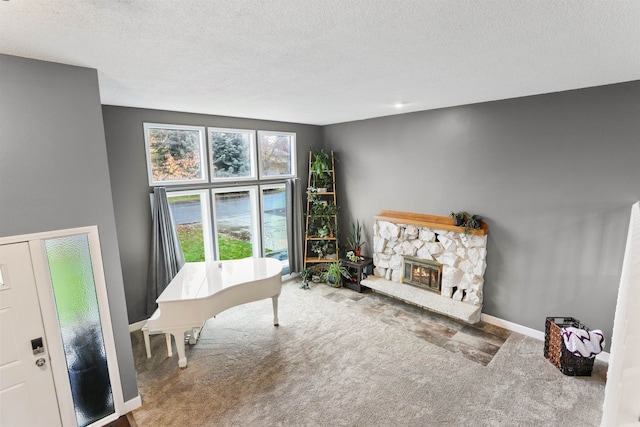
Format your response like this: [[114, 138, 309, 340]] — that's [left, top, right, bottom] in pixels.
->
[[481, 313, 610, 362], [481, 313, 545, 340], [596, 351, 609, 363], [124, 395, 142, 413]]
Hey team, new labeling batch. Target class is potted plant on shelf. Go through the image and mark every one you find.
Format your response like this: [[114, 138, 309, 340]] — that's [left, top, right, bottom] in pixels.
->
[[311, 149, 331, 190], [315, 171, 333, 193], [346, 250, 363, 263], [321, 261, 351, 287], [466, 216, 482, 231], [346, 220, 365, 256], [449, 211, 483, 233], [311, 241, 328, 259], [310, 201, 337, 238], [311, 148, 331, 175], [324, 241, 337, 260], [450, 211, 468, 226], [327, 219, 336, 238], [307, 186, 318, 201]]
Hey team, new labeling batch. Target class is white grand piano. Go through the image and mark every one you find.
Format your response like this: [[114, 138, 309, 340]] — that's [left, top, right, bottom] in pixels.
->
[[142, 257, 283, 368]]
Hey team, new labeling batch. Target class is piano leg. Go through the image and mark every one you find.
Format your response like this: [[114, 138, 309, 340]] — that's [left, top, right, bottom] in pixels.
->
[[165, 333, 172, 357], [142, 327, 151, 359], [167, 329, 189, 368], [272, 295, 280, 326]]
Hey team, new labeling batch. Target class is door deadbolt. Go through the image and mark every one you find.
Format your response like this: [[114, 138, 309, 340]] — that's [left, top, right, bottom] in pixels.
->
[[31, 337, 44, 355], [35, 358, 46, 367]]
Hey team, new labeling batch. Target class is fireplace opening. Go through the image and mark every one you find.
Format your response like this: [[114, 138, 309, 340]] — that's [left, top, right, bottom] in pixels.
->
[[401, 256, 442, 293]]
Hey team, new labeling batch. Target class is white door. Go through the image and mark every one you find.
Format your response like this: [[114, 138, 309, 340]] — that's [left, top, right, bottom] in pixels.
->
[[0, 242, 62, 426]]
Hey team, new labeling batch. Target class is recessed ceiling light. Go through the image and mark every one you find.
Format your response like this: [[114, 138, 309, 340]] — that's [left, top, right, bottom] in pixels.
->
[[393, 102, 404, 109]]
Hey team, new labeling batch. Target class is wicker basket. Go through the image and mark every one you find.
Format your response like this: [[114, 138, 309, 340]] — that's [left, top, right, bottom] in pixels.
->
[[544, 317, 595, 376]]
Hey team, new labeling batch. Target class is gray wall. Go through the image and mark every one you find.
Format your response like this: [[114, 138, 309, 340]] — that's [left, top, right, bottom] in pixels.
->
[[102, 106, 322, 323], [0, 55, 138, 402], [325, 81, 640, 350]]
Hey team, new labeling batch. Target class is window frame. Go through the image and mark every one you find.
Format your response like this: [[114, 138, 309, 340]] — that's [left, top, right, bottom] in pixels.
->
[[143, 122, 208, 186], [257, 130, 297, 181]]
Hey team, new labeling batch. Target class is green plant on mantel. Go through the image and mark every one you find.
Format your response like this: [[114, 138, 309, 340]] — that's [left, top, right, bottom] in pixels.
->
[[449, 211, 482, 234]]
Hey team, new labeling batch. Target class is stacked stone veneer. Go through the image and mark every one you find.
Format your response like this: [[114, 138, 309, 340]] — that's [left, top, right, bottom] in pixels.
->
[[372, 219, 488, 306]]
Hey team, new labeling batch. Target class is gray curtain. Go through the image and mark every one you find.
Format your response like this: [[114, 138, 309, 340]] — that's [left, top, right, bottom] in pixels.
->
[[146, 187, 185, 317], [285, 178, 304, 273]]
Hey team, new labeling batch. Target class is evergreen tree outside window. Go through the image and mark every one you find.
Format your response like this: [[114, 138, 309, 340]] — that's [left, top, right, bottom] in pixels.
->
[[208, 128, 256, 181]]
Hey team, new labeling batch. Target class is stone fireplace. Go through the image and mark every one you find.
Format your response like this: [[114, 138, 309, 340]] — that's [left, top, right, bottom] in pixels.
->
[[361, 210, 489, 323]]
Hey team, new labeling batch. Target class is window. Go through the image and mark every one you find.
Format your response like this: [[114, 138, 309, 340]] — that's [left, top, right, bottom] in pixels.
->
[[144, 123, 207, 185], [212, 187, 260, 260], [166, 190, 213, 263], [258, 131, 296, 179], [208, 128, 256, 181], [144, 123, 296, 270], [260, 184, 288, 263]]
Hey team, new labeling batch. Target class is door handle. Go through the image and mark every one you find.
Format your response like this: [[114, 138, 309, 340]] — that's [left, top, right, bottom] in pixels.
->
[[35, 358, 46, 367]]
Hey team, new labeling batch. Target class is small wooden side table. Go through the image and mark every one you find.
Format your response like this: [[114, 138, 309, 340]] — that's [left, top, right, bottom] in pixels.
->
[[342, 256, 373, 292]]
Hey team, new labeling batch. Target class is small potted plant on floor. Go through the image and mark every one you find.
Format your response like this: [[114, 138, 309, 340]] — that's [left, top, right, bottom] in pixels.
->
[[321, 261, 351, 287], [300, 267, 313, 289]]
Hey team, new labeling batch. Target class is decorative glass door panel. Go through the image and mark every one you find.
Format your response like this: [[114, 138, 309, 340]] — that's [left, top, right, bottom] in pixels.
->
[[44, 235, 114, 427]]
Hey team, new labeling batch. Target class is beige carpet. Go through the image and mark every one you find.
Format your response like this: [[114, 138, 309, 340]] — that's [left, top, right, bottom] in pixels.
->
[[130, 279, 607, 426]]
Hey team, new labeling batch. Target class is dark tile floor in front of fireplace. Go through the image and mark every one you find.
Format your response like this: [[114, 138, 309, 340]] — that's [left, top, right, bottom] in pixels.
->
[[322, 287, 511, 366]]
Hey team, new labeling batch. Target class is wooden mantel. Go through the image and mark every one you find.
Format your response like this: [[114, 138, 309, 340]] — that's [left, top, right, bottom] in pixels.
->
[[375, 210, 489, 236]]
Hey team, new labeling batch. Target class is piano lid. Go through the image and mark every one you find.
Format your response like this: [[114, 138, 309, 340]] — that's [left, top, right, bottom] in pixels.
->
[[156, 257, 282, 303]]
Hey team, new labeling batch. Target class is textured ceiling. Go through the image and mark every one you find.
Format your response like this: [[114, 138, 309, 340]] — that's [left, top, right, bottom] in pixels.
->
[[1, 1, 639, 125]]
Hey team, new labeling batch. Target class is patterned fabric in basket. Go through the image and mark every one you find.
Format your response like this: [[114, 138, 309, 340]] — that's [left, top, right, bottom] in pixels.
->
[[544, 317, 596, 376]]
